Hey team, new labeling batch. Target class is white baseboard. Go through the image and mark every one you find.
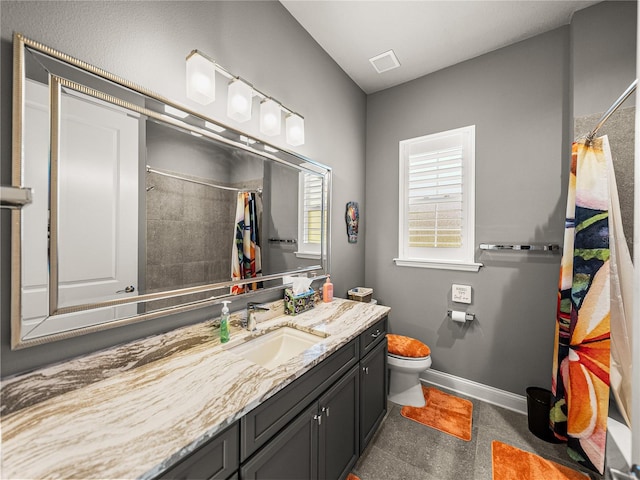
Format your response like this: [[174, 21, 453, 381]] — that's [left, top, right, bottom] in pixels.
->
[[420, 369, 528, 414]]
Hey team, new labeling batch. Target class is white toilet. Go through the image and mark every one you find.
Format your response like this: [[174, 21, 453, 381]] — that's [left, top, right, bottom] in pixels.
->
[[387, 334, 432, 407]]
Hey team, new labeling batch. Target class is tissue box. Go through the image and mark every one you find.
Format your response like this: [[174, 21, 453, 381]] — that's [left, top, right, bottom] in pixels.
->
[[284, 288, 317, 315], [348, 287, 373, 303]]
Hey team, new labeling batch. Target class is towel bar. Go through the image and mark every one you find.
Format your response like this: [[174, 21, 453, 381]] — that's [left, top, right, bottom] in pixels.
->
[[479, 243, 560, 252], [268, 238, 297, 244]]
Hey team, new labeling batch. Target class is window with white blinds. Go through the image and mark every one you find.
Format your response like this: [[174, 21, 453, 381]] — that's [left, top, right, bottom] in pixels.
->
[[396, 125, 481, 271], [408, 145, 463, 248], [297, 172, 324, 257]]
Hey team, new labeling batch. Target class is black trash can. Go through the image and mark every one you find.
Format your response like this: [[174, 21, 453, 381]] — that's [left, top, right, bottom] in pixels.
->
[[526, 387, 561, 443]]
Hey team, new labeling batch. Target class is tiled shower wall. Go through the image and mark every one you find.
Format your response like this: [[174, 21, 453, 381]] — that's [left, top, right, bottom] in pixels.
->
[[145, 172, 246, 310]]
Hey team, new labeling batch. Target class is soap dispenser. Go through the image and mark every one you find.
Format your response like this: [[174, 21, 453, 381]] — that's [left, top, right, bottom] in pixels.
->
[[220, 301, 231, 343], [322, 275, 333, 303]]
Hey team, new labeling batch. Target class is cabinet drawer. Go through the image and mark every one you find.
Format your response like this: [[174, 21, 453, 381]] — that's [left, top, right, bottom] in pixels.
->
[[359, 317, 387, 357], [241, 339, 358, 461], [158, 422, 239, 480]]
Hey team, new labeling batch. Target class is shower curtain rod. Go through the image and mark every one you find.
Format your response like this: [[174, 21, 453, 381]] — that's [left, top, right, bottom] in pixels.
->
[[586, 78, 637, 142], [146, 165, 262, 194]]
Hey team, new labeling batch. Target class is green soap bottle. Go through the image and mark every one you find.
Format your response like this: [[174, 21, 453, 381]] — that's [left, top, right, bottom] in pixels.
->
[[220, 301, 231, 343]]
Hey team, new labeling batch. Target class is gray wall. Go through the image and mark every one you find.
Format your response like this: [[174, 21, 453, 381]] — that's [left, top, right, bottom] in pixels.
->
[[365, 0, 636, 396], [572, 0, 636, 259], [365, 27, 570, 396], [572, 1, 637, 118], [0, 1, 366, 376]]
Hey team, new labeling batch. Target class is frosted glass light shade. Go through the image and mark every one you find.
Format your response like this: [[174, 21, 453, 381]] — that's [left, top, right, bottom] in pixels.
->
[[260, 99, 281, 136], [186, 50, 216, 105], [227, 79, 253, 123], [286, 113, 305, 146]]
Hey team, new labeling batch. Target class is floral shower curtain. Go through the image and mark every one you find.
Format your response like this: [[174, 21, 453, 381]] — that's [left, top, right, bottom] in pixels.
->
[[231, 192, 262, 294], [550, 137, 612, 475], [550, 134, 634, 474]]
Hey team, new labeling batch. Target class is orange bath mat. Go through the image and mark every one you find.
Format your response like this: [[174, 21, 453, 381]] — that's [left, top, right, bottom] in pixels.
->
[[491, 441, 589, 480], [400, 386, 473, 441]]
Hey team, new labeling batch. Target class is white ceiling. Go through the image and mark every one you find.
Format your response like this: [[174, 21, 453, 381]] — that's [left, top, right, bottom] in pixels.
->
[[280, 0, 602, 94]]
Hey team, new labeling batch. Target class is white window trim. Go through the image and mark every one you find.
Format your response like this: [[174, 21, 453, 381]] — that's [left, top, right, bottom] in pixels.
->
[[296, 171, 322, 260], [395, 125, 482, 272], [393, 258, 482, 272]]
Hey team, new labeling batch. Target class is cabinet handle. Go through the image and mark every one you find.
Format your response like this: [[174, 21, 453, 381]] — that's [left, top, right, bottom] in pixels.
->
[[363, 366, 369, 375], [322, 406, 330, 417], [314, 414, 322, 425], [371, 329, 381, 338]]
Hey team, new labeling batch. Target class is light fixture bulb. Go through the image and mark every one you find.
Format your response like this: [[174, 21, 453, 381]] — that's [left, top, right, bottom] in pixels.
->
[[286, 113, 305, 146], [260, 99, 281, 136], [186, 50, 216, 105], [227, 78, 253, 123]]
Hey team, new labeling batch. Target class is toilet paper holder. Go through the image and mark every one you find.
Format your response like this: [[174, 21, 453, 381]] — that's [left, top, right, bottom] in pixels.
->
[[447, 310, 475, 322]]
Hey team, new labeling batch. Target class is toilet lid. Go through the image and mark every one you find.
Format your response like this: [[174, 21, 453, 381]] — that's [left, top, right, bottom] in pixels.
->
[[387, 334, 431, 358]]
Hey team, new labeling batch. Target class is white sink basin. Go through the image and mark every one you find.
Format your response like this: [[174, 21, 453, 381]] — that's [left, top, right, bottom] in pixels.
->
[[226, 327, 324, 370]]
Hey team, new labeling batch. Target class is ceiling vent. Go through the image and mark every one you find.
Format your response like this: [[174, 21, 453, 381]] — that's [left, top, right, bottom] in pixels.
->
[[369, 50, 400, 74]]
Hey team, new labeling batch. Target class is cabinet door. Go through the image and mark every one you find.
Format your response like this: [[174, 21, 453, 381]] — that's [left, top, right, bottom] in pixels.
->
[[157, 422, 238, 480], [359, 338, 387, 453], [318, 365, 359, 480], [241, 402, 319, 480]]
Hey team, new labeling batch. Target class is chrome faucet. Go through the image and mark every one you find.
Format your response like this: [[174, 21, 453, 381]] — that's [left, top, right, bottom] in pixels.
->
[[245, 302, 269, 331]]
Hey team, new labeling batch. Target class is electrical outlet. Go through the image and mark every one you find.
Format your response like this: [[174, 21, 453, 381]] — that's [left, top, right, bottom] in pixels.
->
[[452, 284, 472, 304]]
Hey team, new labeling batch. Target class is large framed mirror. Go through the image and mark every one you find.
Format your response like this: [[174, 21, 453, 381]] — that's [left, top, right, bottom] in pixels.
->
[[11, 33, 331, 349]]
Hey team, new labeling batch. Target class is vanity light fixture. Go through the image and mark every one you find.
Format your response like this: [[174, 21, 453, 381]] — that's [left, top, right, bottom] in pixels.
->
[[227, 78, 253, 123], [260, 98, 281, 136], [186, 49, 305, 145], [186, 50, 216, 105], [285, 113, 305, 147]]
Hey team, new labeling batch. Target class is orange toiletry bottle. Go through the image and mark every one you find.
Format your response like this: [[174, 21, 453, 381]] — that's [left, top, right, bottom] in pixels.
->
[[322, 275, 333, 303]]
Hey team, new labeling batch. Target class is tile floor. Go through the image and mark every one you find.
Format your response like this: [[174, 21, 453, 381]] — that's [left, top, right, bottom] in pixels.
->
[[353, 386, 610, 480]]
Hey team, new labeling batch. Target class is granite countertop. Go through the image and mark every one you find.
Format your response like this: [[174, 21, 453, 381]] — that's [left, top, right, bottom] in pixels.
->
[[0, 298, 390, 479]]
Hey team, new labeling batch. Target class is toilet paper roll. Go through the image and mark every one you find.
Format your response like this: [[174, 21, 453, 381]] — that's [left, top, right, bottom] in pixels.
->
[[451, 310, 466, 323]]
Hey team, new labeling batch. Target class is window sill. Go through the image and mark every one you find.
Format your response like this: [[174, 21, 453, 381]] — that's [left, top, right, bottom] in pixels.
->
[[295, 251, 321, 260], [393, 258, 483, 272]]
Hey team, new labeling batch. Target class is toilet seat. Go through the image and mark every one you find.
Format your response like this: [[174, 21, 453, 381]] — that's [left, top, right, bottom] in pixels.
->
[[388, 352, 430, 361]]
